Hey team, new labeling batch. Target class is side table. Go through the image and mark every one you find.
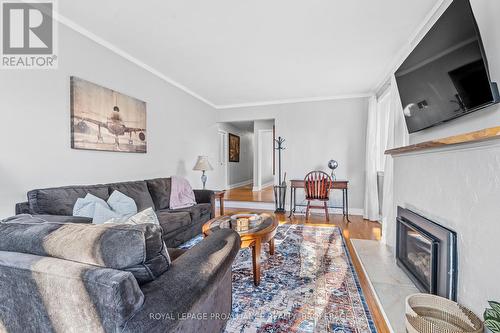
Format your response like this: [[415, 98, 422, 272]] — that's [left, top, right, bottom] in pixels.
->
[[214, 191, 225, 216]]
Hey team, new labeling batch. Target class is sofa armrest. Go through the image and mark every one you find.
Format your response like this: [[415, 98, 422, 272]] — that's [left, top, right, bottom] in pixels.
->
[[123, 229, 241, 333], [3, 214, 92, 224], [193, 189, 216, 218], [0, 251, 144, 333], [15, 202, 31, 215]]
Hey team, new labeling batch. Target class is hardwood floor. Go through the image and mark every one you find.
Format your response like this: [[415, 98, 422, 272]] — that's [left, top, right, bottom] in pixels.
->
[[224, 184, 274, 203], [223, 208, 390, 333]]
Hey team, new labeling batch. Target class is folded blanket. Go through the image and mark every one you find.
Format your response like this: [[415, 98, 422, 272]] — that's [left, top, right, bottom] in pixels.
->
[[169, 176, 196, 209]]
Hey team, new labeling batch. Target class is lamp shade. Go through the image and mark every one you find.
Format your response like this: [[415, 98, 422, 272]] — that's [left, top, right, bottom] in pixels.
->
[[193, 156, 213, 171]]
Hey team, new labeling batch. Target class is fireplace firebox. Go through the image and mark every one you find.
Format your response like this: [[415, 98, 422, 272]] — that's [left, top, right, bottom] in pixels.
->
[[396, 207, 458, 300]]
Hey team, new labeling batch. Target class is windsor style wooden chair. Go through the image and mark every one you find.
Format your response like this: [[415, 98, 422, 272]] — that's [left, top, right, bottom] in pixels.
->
[[304, 171, 332, 221]]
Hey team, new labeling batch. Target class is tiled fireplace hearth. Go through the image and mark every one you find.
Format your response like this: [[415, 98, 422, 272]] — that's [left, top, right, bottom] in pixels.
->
[[351, 208, 460, 332], [396, 207, 458, 300]]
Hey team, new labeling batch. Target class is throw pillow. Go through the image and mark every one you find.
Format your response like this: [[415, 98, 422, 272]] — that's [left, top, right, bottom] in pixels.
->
[[73, 194, 109, 218], [128, 207, 160, 225], [107, 190, 138, 216], [105, 208, 170, 266], [73, 191, 139, 224], [93, 203, 123, 224], [105, 207, 159, 225]]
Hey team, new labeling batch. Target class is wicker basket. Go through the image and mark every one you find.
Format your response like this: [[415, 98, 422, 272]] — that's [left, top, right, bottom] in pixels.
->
[[406, 294, 483, 333]]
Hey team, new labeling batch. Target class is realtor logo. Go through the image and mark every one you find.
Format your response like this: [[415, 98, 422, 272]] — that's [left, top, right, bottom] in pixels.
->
[[1, 0, 57, 68]]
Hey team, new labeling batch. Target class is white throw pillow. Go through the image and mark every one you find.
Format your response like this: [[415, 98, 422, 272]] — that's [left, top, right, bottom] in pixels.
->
[[105, 207, 159, 225], [73, 194, 109, 218], [128, 208, 159, 225], [107, 190, 138, 216], [93, 203, 122, 224], [105, 208, 168, 263], [73, 190, 139, 224]]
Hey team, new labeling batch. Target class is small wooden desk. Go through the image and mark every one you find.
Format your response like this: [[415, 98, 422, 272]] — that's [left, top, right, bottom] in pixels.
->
[[289, 179, 350, 221]]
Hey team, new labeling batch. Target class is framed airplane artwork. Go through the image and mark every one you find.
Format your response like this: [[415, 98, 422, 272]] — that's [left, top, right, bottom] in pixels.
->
[[70, 76, 147, 153]]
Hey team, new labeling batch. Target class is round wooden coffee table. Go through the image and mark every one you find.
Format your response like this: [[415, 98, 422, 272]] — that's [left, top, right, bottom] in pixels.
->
[[202, 213, 278, 286]]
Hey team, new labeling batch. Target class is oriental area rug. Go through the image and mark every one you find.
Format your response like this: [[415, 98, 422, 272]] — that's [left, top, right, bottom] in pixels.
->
[[181, 224, 377, 333]]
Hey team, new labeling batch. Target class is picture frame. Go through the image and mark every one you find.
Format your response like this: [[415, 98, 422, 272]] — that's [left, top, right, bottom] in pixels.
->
[[70, 76, 147, 153], [228, 133, 240, 162]]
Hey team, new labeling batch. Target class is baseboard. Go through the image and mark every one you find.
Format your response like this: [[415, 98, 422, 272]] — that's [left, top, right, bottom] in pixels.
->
[[252, 181, 274, 192], [291, 207, 364, 216], [218, 200, 364, 216], [221, 201, 276, 210], [262, 181, 274, 188], [226, 179, 253, 190]]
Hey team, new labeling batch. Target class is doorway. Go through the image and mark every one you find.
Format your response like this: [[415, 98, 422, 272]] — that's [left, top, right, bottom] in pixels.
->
[[217, 119, 275, 204], [218, 129, 228, 189], [218, 121, 254, 190]]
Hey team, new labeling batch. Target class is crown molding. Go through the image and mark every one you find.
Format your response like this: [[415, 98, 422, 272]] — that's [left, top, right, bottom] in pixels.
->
[[52, 12, 218, 109], [373, 0, 453, 95], [215, 93, 374, 109]]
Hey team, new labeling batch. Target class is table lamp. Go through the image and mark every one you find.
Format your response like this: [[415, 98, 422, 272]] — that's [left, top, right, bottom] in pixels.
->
[[193, 156, 213, 189]]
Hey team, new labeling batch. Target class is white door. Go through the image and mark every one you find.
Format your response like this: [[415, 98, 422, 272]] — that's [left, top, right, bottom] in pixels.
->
[[218, 130, 228, 189]]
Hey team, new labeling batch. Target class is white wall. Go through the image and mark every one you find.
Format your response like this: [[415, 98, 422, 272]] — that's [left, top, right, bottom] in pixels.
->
[[0, 23, 218, 218], [390, 144, 500, 316], [409, 0, 500, 144], [217, 123, 254, 188], [218, 98, 368, 212]]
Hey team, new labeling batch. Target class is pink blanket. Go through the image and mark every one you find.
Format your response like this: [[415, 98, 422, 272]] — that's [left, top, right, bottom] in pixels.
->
[[169, 176, 197, 209]]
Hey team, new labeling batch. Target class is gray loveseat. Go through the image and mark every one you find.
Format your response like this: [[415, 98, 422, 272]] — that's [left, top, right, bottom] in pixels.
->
[[0, 215, 241, 332], [15, 178, 216, 247]]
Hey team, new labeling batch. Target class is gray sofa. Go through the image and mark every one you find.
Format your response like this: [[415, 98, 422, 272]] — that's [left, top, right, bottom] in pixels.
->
[[0, 215, 241, 333], [15, 178, 216, 247]]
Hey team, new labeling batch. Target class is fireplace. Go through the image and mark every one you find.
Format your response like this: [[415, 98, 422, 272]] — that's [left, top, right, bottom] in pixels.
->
[[396, 207, 458, 300]]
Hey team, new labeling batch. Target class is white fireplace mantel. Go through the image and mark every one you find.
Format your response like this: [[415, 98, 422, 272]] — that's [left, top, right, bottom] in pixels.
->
[[385, 126, 500, 156], [387, 130, 500, 317]]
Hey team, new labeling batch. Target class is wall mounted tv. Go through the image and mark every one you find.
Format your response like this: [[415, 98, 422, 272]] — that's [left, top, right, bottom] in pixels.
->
[[395, 0, 499, 133]]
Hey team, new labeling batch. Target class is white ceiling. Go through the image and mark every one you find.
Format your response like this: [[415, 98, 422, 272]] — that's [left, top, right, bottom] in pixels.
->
[[58, 0, 439, 108]]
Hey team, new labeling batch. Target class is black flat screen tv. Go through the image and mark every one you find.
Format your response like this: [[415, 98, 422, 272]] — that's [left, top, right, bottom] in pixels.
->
[[395, 0, 499, 133]]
